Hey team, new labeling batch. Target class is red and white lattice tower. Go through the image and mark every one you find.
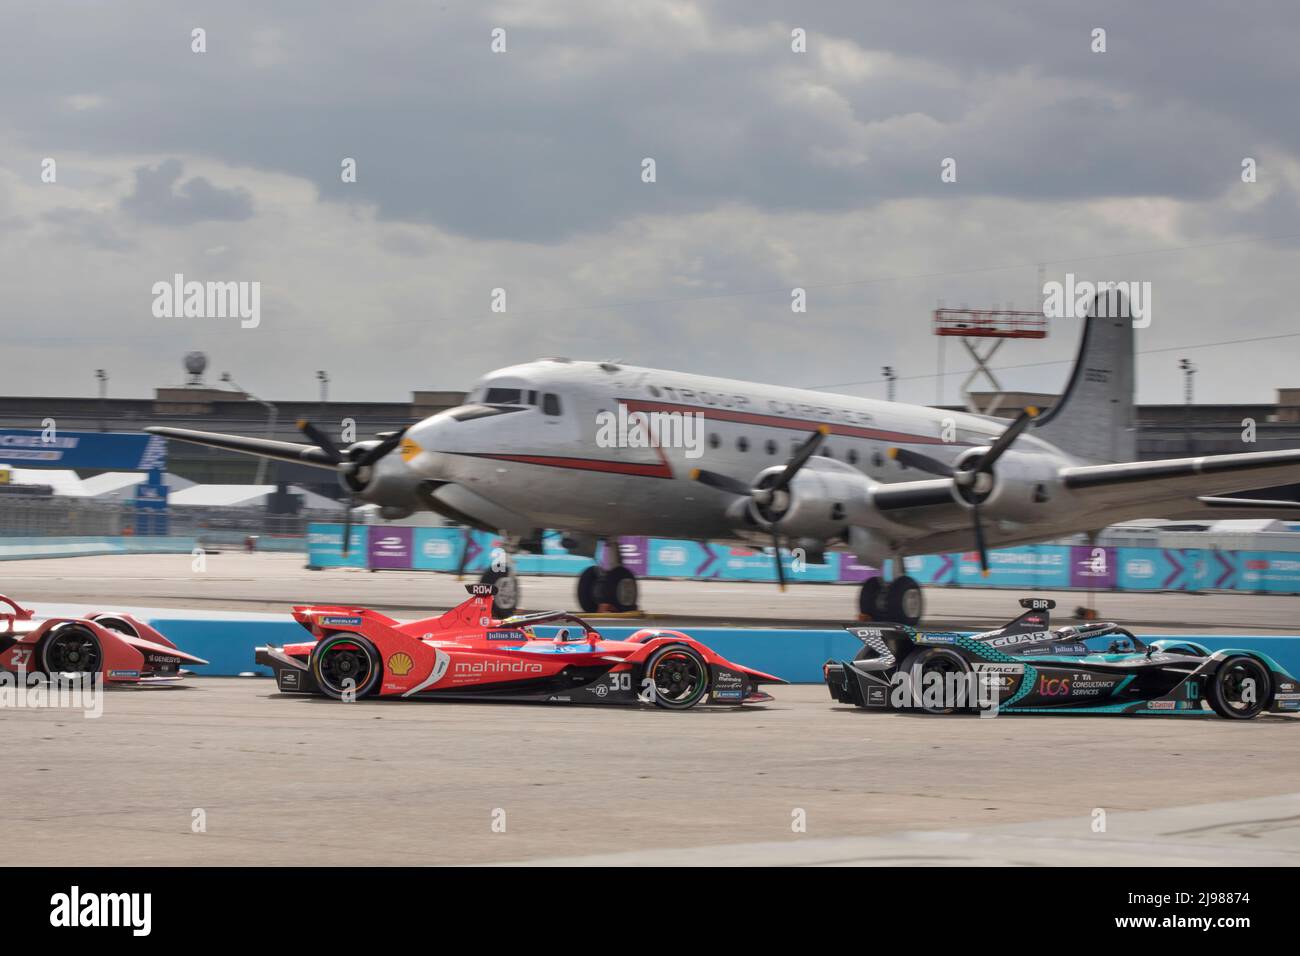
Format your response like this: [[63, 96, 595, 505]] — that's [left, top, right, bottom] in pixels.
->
[[933, 307, 1047, 416]]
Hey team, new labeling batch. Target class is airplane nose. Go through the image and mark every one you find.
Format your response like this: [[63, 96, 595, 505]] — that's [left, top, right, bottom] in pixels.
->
[[400, 413, 462, 474]]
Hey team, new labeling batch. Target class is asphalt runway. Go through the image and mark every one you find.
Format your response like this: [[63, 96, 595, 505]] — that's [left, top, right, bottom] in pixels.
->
[[1, 679, 1297, 866], [3, 552, 1299, 634], [4, 552, 1299, 866]]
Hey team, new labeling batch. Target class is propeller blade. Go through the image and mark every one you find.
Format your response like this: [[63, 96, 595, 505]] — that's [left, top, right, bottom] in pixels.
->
[[971, 501, 989, 576], [771, 528, 786, 592], [773, 425, 830, 492], [689, 468, 752, 497], [341, 495, 355, 555], [357, 426, 409, 468], [887, 447, 955, 478], [973, 406, 1039, 473], [297, 419, 344, 464], [455, 526, 474, 580]]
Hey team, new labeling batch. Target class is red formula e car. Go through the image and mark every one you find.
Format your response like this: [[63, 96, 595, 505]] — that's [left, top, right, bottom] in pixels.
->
[[0, 594, 207, 684], [256, 584, 783, 708]]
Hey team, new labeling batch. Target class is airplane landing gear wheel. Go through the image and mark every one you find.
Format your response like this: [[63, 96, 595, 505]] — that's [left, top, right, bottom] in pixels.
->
[[576, 566, 605, 613], [858, 577, 884, 619], [884, 576, 923, 626], [479, 568, 519, 616], [603, 566, 639, 612]]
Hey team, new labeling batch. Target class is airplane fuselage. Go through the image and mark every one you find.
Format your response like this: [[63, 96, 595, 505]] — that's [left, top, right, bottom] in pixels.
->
[[399, 358, 1074, 547]]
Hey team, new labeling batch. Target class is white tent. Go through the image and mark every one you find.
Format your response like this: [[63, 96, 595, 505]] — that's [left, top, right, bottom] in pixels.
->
[[3, 468, 93, 496], [1208, 518, 1291, 534], [78, 471, 195, 500], [168, 484, 340, 510]]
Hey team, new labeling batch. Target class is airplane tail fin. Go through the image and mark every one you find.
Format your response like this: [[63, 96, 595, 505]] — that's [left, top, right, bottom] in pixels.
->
[[1032, 290, 1137, 463]]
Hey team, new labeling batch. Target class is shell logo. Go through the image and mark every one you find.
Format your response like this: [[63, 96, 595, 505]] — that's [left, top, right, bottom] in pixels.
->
[[388, 652, 414, 676]]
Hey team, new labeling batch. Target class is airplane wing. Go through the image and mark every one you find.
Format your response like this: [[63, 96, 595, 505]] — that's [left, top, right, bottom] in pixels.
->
[[1059, 448, 1300, 502], [145, 426, 338, 469], [1136, 495, 1300, 522], [865, 447, 1300, 548]]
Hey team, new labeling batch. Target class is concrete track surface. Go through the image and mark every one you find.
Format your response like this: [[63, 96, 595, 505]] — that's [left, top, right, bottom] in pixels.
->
[[1, 680, 1297, 866], [2, 552, 1299, 866]]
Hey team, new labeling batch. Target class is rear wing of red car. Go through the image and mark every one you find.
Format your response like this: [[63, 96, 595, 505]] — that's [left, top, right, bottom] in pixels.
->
[[0, 594, 35, 633]]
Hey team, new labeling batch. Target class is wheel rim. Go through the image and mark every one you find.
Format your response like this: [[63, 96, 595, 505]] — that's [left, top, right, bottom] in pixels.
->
[[614, 576, 637, 607], [650, 651, 705, 705], [495, 575, 518, 610], [900, 587, 923, 621], [912, 653, 965, 709], [317, 640, 374, 695], [1219, 660, 1266, 714], [45, 629, 101, 675]]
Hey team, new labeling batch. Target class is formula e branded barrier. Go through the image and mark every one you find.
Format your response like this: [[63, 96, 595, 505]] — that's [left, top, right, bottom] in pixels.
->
[[307, 525, 1300, 595]]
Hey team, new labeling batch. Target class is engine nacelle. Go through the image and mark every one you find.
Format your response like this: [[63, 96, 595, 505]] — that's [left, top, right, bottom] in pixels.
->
[[349, 452, 426, 518], [951, 448, 1061, 520], [748, 458, 874, 539]]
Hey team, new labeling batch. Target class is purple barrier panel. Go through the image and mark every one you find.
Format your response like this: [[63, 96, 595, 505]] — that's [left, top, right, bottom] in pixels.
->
[[1069, 545, 1117, 589], [837, 553, 880, 583], [369, 526, 414, 569], [617, 536, 650, 576]]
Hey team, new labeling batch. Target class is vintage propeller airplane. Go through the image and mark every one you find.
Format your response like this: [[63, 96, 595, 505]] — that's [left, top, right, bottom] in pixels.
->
[[148, 292, 1300, 624]]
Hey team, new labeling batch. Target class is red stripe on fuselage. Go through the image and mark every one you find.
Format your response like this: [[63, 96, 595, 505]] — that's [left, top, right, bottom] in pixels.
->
[[458, 402, 968, 480], [465, 453, 675, 478], [618, 398, 967, 446]]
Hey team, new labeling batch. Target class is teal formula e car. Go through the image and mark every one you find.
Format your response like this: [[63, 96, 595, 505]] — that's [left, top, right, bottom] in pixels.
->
[[824, 598, 1300, 719]]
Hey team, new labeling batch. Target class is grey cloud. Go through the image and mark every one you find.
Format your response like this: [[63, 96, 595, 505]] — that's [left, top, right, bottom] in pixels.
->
[[2, 1, 1297, 242], [120, 158, 254, 225], [0, 1, 1298, 405]]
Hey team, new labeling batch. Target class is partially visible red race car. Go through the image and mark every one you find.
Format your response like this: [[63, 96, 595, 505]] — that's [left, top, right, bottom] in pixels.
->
[[0, 594, 208, 684], [256, 584, 784, 709]]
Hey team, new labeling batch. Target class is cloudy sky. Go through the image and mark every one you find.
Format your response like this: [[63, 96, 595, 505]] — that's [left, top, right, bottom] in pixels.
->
[[2, 1, 1298, 405]]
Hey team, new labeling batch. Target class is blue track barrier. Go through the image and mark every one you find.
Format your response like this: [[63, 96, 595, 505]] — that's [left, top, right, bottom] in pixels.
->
[[147, 616, 1300, 685], [0, 535, 201, 560]]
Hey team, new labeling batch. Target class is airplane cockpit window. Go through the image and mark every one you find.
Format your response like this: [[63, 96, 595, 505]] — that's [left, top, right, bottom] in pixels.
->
[[542, 393, 562, 416], [484, 387, 524, 405]]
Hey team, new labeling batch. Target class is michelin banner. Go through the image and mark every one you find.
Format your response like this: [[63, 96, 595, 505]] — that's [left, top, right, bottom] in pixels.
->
[[306, 525, 1300, 594]]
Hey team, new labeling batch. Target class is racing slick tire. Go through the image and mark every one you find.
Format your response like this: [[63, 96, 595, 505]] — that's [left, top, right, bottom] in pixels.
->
[[884, 576, 923, 626], [310, 633, 384, 701], [576, 566, 605, 612], [642, 644, 710, 710], [896, 646, 971, 714], [479, 568, 520, 616], [1207, 655, 1271, 720], [857, 577, 884, 618], [603, 566, 639, 612], [40, 623, 103, 676]]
